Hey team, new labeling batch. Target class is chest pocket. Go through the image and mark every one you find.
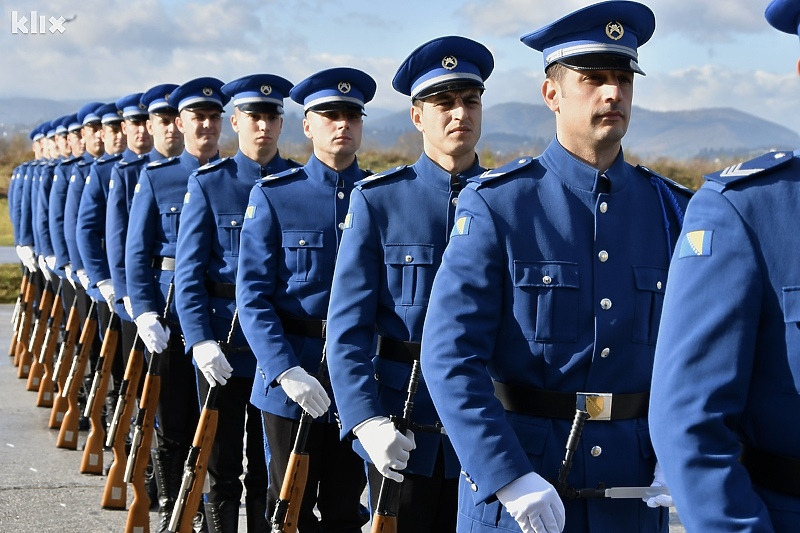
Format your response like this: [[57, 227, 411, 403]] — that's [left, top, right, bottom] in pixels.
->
[[384, 244, 435, 306], [631, 266, 668, 345], [217, 214, 245, 257], [282, 230, 324, 282], [158, 202, 182, 243], [513, 261, 579, 342]]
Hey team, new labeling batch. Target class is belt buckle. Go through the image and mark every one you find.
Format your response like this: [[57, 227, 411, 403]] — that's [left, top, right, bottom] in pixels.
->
[[577, 392, 612, 421]]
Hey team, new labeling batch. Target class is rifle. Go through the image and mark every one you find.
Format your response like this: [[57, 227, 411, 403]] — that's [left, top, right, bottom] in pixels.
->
[[103, 335, 145, 509], [56, 299, 98, 450], [81, 311, 121, 474], [48, 293, 81, 428], [25, 279, 56, 390], [125, 284, 173, 533], [370, 359, 422, 533], [270, 350, 329, 533], [35, 280, 65, 408], [9, 269, 29, 357], [169, 309, 238, 533], [13, 271, 37, 370]]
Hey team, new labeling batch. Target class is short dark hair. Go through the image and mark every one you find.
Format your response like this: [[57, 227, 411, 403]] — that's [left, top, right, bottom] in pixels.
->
[[545, 62, 568, 82]]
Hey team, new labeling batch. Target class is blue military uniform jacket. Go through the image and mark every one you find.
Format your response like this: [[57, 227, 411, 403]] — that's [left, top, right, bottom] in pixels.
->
[[34, 158, 59, 260], [29, 160, 48, 255], [50, 153, 89, 271], [39, 156, 77, 275], [650, 150, 800, 533], [420, 139, 691, 533], [175, 150, 300, 378], [326, 153, 476, 479], [18, 160, 41, 249], [126, 150, 215, 322], [236, 154, 369, 422], [9, 162, 29, 246], [64, 153, 98, 281]]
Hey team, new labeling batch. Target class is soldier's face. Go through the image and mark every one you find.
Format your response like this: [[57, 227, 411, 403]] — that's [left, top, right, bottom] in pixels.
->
[[412, 88, 482, 163], [102, 123, 126, 154], [177, 107, 222, 154], [124, 119, 153, 154], [68, 131, 85, 156], [147, 114, 184, 155], [303, 109, 363, 160], [231, 108, 282, 153], [56, 134, 70, 157], [82, 123, 104, 157]]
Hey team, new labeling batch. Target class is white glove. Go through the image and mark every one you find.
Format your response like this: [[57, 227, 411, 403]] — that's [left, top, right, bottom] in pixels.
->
[[45, 255, 56, 271], [38, 255, 53, 282], [76, 269, 90, 290], [497, 472, 565, 533], [278, 366, 330, 418], [18, 245, 37, 272], [123, 296, 134, 320], [192, 340, 233, 387], [353, 416, 416, 482], [64, 263, 76, 288], [96, 279, 115, 311], [644, 462, 674, 508], [134, 312, 170, 353]]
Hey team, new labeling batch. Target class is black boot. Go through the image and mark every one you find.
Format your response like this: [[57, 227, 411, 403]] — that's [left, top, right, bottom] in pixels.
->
[[245, 494, 267, 533], [152, 447, 176, 533], [204, 500, 239, 533]]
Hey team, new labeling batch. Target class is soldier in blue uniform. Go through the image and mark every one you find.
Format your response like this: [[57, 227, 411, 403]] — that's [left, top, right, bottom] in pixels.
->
[[325, 36, 493, 532], [16, 121, 49, 274], [175, 73, 299, 532], [649, 1, 800, 531], [35, 116, 70, 284], [420, 3, 691, 533], [126, 76, 228, 532], [236, 67, 376, 532]]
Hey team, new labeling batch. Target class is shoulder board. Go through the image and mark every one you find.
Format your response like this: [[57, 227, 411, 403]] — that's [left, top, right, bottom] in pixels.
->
[[77, 158, 94, 167], [97, 153, 123, 166], [258, 166, 304, 186], [637, 165, 693, 198], [146, 156, 180, 170], [356, 165, 408, 188], [61, 156, 80, 165], [469, 156, 535, 187], [118, 156, 148, 169], [195, 157, 232, 174], [704, 150, 793, 189]]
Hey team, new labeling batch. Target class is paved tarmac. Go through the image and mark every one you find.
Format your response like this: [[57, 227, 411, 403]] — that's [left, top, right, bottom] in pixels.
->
[[0, 247, 20, 265], [0, 301, 685, 532]]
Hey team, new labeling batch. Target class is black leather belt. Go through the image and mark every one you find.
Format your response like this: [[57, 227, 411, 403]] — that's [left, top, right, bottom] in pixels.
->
[[376, 336, 420, 363], [493, 381, 649, 421], [741, 444, 800, 498], [206, 281, 235, 300], [151, 256, 175, 271], [277, 313, 326, 339]]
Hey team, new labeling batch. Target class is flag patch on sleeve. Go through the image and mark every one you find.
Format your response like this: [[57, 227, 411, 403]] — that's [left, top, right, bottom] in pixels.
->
[[343, 212, 353, 229], [245, 205, 256, 219], [183, 192, 191, 204], [450, 215, 472, 237], [679, 230, 713, 258]]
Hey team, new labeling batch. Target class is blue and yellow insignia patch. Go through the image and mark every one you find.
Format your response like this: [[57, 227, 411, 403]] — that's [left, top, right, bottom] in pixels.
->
[[451, 215, 472, 237], [109, 179, 114, 189], [679, 230, 713, 258], [245, 205, 257, 219], [134, 183, 141, 193], [343, 212, 353, 229], [183, 192, 191, 204]]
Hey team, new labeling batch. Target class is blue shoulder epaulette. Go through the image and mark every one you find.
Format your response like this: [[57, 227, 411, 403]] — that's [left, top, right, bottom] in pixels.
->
[[146, 156, 180, 170], [118, 155, 148, 169], [637, 165, 694, 198], [60, 155, 80, 165], [704, 150, 793, 189], [469, 156, 535, 187], [195, 157, 231, 174], [356, 165, 408, 188], [77, 157, 94, 167], [97, 153, 123, 166], [258, 166, 304, 186]]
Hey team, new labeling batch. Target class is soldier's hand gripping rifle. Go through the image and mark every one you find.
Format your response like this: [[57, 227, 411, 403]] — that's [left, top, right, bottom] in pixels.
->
[[125, 284, 173, 533], [168, 309, 238, 533], [35, 279, 64, 407], [370, 359, 421, 533], [56, 299, 98, 450], [48, 292, 81, 428], [270, 350, 330, 533], [9, 269, 30, 357], [25, 278, 56, 390], [81, 311, 121, 474]]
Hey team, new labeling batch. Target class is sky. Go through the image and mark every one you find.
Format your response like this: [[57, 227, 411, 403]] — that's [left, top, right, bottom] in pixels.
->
[[1, 0, 799, 134]]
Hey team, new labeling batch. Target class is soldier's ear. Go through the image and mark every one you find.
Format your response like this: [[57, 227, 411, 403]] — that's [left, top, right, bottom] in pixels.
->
[[796, 58, 800, 77], [542, 78, 559, 113]]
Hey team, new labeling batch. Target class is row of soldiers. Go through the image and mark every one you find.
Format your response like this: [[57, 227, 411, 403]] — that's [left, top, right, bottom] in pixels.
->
[[7, 1, 800, 533]]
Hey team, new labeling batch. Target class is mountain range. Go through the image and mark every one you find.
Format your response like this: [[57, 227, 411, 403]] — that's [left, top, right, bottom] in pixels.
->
[[1, 97, 797, 161]]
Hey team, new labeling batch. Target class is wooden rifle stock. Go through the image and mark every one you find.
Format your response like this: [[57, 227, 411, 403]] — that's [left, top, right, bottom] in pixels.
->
[[25, 279, 55, 389], [36, 282, 64, 408], [14, 272, 37, 371], [56, 300, 98, 449], [168, 386, 220, 533], [103, 335, 145, 509], [81, 312, 121, 474], [370, 360, 422, 533], [49, 294, 81, 428], [271, 411, 311, 533], [9, 270, 29, 357]]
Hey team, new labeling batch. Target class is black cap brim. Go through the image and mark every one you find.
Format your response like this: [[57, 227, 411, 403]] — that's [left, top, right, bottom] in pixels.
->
[[555, 53, 645, 75], [237, 103, 284, 115], [307, 102, 366, 116], [413, 79, 485, 100]]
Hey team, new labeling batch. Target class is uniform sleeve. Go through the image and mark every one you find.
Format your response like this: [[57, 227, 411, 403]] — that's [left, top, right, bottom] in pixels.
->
[[18, 168, 34, 247], [649, 186, 772, 531], [326, 188, 384, 437], [236, 185, 299, 385], [49, 166, 70, 269], [35, 171, 54, 257], [77, 165, 111, 285], [175, 175, 216, 350], [420, 186, 533, 504], [125, 170, 160, 317], [64, 172, 84, 270], [106, 166, 130, 303]]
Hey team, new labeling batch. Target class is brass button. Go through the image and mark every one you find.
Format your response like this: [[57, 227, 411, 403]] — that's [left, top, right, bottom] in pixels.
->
[[542, 275, 552, 284], [299, 239, 307, 246], [405, 255, 413, 263], [600, 347, 610, 358], [591, 446, 602, 457], [600, 202, 608, 213], [170, 207, 177, 212], [451, 197, 458, 207], [337, 191, 345, 200], [598, 250, 608, 262], [657, 281, 662, 290], [600, 298, 612, 310], [231, 220, 237, 227], [338, 223, 344, 230]]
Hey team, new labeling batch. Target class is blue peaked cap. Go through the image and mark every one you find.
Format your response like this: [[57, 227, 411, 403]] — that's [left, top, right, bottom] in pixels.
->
[[766, 0, 800, 36], [115, 92, 148, 121], [95, 102, 123, 125], [393, 35, 494, 99], [168, 77, 229, 112], [77, 101, 105, 126], [65, 113, 81, 133], [521, 1, 655, 75], [30, 123, 44, 141], [222, 74, 294, 114], [141, 83, 179, 114], [54, 115, 70, 135], [290, 67, 376, 115]]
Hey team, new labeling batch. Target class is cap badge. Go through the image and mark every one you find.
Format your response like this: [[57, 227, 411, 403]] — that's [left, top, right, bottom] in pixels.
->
[[260, 84, 272, 95], [164, 92, 171, 101], [202, 87, 213, 96], [442, 55, 458, 70], [138, 103, 147, 110], [605, 21, 624, 41], [117, 110, 124, 116], [338, 81, 351, 94]]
